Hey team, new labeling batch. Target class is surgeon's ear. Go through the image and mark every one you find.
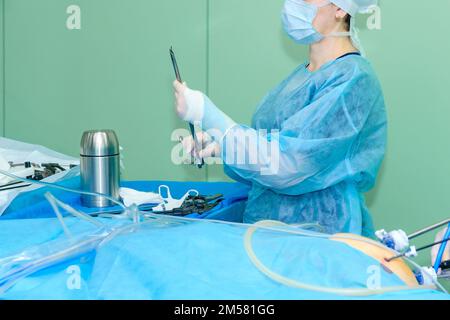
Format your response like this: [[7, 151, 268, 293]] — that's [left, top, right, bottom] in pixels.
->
[[335, 8, 348, 20]]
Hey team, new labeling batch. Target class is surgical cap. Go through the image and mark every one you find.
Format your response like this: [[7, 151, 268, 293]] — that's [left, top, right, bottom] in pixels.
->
[[330, 0, 378, 16]]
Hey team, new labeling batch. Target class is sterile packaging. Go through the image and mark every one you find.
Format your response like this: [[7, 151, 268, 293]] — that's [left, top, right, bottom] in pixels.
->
[[0, 137, 79, 215]]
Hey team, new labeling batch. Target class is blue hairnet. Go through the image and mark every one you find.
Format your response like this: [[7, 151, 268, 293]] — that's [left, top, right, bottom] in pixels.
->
[[217, 54, 387, 236], [331, 0, 378, 16]]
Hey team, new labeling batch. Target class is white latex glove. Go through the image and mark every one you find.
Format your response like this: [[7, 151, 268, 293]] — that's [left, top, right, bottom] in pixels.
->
[[173, 80, 205, 123], [173, 80, 237, 145], [181, 131, 221, 159]]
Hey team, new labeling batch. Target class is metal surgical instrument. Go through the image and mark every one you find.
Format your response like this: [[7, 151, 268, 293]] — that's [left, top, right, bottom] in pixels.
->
[[170, 46, 204, 169]]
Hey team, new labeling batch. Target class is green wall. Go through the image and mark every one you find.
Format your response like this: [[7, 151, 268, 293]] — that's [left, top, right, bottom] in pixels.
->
[[364, 1, 450, 264], [2, 0, 208, 182], [1, 0, 450, 265]]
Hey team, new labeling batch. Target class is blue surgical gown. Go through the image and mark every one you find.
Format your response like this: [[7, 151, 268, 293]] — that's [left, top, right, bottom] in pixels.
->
[[215, 54, 387, 237]]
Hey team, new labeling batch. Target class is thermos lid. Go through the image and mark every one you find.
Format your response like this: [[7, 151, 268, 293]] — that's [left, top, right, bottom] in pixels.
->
[[80, 130, 120, 157]]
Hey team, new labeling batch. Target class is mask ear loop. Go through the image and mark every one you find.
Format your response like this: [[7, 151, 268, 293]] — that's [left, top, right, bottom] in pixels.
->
[[318, 4, 352, 40], [158, 185, 172, 202], [322, 16, 366, 57]]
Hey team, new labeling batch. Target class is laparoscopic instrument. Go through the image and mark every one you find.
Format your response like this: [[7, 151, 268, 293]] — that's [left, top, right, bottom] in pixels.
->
[[385, 237, 450, 263], [170, 46, 204, 169], [376, 218, 450, 284], [0, 162, 76, 192]]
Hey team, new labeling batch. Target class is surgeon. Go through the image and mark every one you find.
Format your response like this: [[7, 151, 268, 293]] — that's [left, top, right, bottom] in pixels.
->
[[173, 0, 387, 237]]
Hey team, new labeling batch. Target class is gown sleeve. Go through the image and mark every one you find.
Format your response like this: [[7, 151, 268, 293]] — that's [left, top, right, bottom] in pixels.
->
[[215, 70, 385, 195]]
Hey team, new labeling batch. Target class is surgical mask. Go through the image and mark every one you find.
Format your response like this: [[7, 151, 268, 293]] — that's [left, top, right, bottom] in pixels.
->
[[281, 0, 350, 45], [152, 185, 199, 213]]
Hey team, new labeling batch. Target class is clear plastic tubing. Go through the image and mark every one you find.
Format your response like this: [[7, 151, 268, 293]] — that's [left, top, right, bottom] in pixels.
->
[[0, 169, 447, 296], [0, 168, 126, 210], [0, 231, 109, 294], [242, 220, 442, 296]]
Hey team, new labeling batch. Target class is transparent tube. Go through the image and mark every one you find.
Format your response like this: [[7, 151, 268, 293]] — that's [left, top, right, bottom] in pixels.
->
[[0, 169, 447, 296], [0, 230, 109, 294], [139, 212, 448, 295], [1, 207, 447, 296], [0, 168, 126, 211], [243, 221, 437, 296], [137, 212, 448, 295]]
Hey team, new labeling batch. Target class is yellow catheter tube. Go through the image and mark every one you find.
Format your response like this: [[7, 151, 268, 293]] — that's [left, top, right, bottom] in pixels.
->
[[243, 221, 433, 296]]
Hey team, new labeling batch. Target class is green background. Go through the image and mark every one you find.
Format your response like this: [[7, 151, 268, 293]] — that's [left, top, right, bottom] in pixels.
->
[[1, 0, 449, 267]]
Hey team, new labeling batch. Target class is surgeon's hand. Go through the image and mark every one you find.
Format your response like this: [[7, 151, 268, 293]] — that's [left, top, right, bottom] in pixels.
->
[[173, 80, 205, 123], [173, 80, 188, 119], [181, 131, 221, 159]]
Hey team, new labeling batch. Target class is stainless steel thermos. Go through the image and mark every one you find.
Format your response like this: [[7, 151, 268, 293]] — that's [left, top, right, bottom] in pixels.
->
[[80, 130, 120, 208]]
